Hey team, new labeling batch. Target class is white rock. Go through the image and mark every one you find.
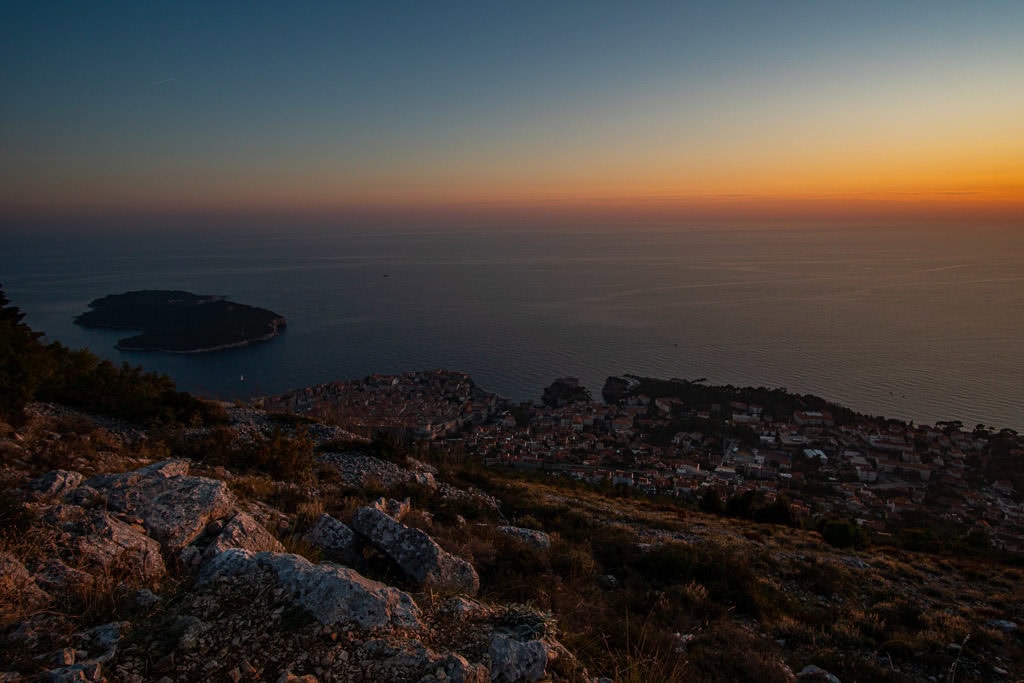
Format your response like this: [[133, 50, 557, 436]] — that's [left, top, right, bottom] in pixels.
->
[[200, 549, 422, 629], [85, 459, 236, 553], [497, 527, 551, 551], [27, 470, 83, 501], [65, 512, 166, 585], [303, 514, 359, 565], [351, 505, 479, 595], [0, 552, 51, 616], [201, 512, 284, 562], [488, 635, 548, 683]]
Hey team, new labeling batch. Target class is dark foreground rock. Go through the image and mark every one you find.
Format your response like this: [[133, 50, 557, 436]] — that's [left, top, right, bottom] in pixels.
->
[[2, 435, 586, 682], [84, 459, 237, 553], [302, 513, 360, 565], [351, 500, 481, 595], [200, 549, 422, 629]]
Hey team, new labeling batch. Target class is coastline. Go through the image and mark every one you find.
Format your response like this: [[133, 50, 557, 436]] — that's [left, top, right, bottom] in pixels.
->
[[115, 319, 286, 354], [76, 290, 286, 355]]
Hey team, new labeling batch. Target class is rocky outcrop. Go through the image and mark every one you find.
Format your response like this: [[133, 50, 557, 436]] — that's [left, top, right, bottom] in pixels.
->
[[3, 429, 587, 682], [351, 501, 480, 595], [200, 511, 285, 562], [200, 549, 422, 630], [65, 510, 166, 585], [601, 375, 632, 404], [497, 526, 551, 551], [302, 513, 360, 565], [319, 451, 499, 511], [27, 469, 83, 501], [84, 459, 236, 553], [488, 634, 550, 683], [541, 377, 591, 407]]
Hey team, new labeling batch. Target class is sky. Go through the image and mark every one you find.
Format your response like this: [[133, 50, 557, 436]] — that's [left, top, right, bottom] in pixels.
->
[[2, 1, 1022, 229]]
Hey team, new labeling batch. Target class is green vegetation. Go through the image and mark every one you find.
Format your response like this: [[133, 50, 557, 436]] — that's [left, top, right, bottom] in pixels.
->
[[0, 285, 225, 426], [75, 289, 285, 352], [818, 518, 867, 549], [4, 287, 1024, 681], [627, 375, 867, 426], [172, 425, 316, 483]]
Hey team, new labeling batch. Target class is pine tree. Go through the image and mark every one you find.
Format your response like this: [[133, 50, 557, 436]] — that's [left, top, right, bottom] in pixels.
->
[[0, 285, 52, 422]]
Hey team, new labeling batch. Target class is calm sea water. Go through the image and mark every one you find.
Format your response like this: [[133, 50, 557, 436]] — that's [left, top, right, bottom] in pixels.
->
[[3, 224, 1022, 431]]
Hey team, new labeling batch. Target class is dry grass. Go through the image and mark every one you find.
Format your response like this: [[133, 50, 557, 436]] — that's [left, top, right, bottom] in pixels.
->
[[4, 408, 1023, 682]]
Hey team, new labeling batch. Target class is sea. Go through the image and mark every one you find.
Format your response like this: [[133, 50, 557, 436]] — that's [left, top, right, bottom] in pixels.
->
[[2, 223, 1022, 431]]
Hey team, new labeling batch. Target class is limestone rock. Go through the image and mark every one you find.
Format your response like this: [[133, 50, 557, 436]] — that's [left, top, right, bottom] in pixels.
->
[[0, 552, 51, 625], [200, 549, 421, 629], [798, 664, 842, 683], [68, 512, 166, 585], [27, 469, 83, 501], [351, 505, 479, 595], [34, 559, 95, 594], [438, 652, 488, 683], [201, 511, 284, 562], [302, 513, 359, 565], [64, 485, 101, 507], [497, 526, 551, 551], [84, 459, 236, 553], [357, 638, 487, 683], [42, 503, 86, 525], [488, 634, 549, 683]]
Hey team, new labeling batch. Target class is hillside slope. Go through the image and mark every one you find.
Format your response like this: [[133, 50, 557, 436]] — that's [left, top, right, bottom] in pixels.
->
[[2, 402, 1021, 682]]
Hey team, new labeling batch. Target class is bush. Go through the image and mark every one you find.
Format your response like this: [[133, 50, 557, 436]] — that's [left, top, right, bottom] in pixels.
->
[[0, 287, 51, 423], [0, 286, 225, 427], [819, 519, 867, 549]]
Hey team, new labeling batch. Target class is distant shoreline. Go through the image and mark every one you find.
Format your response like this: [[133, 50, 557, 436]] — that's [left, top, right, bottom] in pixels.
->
[[116, 327, 285, 354], [76, 289, 286, 354]]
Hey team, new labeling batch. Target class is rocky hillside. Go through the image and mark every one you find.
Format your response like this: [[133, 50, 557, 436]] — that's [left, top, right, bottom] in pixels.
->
[[0, 404, 589, 682], [1, 402, 1022, 682]]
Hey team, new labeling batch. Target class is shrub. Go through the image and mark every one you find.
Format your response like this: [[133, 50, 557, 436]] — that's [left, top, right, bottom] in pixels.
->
[[819, 519, 867, 549]]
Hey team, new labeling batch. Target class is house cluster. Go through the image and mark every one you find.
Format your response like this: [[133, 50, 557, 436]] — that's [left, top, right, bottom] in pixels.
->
[[443, 385, 1024, 552], [259, 370, 502, 440], [264, 371, 1022, 551]]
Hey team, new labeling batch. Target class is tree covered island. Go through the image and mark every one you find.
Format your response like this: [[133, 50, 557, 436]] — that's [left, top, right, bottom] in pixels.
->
[[75, 289, 286, 353]]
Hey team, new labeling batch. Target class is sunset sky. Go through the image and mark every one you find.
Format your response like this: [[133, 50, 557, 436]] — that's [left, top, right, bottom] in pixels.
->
[[2, 1, 1022, 228]]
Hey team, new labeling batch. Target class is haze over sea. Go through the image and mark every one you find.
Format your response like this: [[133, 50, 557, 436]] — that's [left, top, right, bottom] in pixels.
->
[[3, 224, 1022, 432]]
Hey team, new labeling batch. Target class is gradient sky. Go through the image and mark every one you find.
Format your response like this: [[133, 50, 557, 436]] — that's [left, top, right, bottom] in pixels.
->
[[2, 1, 1022, 228]]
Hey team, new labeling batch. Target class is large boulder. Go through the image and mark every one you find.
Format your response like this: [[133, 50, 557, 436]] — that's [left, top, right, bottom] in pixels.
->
[[488, 634, 550, 683], [302, 513, 360, 565], [84, 459, 236, 553], [68, 511, 167, 585], [39, 505, 166, 588], [200, 549, 422, 630], [351, 503, 479, 595], [200, 511, 284, 563]]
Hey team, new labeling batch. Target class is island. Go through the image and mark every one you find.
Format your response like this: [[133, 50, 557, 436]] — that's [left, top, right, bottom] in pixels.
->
[[75, 289, 286, 353]]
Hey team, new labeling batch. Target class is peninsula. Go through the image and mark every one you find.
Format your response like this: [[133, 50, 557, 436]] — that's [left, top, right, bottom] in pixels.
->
[[74, 289, 286, 353]]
